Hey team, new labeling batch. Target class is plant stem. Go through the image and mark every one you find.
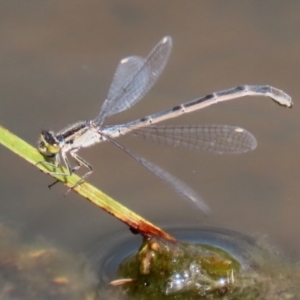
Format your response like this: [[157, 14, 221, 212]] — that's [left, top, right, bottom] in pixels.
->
[[0, 125, 176, 241]]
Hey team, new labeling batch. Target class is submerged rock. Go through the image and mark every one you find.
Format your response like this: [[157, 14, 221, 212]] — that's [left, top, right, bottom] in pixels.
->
[[114, 229, 300, 299]]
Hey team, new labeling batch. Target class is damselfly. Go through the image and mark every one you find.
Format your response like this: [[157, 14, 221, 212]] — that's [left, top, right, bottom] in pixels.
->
[[38, 36, 292, 212]]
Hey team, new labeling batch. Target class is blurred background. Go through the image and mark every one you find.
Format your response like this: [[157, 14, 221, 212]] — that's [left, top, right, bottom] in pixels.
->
[[0, 0, 299, 263]]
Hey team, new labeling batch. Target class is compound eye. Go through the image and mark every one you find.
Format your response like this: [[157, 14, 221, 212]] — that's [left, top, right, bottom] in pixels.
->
[[38, 131, 61, 156]]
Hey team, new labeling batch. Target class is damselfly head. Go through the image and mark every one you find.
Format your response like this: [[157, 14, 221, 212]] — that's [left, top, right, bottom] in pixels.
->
[[38, 130, 61, 157]]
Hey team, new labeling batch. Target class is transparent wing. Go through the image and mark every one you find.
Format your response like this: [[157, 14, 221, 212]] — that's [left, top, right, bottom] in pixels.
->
[[130, 124, 257, 154], [106, 56, 145, 102], [103, 132, 210, 214], [96, 36, 173, 126]]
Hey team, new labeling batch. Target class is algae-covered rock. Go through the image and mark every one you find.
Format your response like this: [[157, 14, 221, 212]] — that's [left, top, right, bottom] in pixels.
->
[[115, 235, 300, 299]]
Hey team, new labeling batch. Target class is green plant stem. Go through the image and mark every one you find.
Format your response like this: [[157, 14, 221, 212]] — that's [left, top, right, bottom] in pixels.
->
[[0, 125, 176, 241]]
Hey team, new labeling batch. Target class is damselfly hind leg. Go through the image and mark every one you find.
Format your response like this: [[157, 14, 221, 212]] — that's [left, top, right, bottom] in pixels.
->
[[47, 152, 93, 194], [35, 158, 70, 177], [64, 152, 93, 194]]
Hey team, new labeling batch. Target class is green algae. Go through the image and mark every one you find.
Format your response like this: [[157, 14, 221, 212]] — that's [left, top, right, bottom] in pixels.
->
[[115, 236, 300, 300]]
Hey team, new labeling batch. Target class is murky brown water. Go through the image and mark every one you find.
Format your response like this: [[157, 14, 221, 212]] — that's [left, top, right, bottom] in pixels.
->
[[0, 0, 299, 274]]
